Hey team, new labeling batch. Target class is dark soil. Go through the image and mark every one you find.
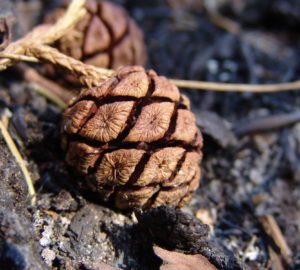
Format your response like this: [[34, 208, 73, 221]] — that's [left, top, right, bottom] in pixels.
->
[[1, 0, 300, 269]]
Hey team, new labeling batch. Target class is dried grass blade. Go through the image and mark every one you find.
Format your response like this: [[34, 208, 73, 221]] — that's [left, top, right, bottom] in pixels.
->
[[171, 78, 300, 92], [0, 115, 36, 204]]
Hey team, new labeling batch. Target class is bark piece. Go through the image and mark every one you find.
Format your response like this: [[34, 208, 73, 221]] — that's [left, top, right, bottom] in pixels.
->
[[136, 206, 246, 269], [136, 206, 209, 251]]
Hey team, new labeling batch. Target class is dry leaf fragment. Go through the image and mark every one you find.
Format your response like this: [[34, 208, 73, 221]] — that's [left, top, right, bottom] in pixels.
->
[[153, 246, 219, 270]]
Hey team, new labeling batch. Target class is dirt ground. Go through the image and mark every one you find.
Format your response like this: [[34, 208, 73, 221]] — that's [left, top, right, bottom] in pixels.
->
[[0, 0, 300, 269]]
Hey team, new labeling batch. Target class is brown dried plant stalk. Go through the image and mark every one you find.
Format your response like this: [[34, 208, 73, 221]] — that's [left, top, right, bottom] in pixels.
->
[[26, 45, 115, 87]]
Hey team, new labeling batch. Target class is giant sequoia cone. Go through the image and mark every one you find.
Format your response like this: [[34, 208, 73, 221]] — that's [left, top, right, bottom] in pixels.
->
[[45, 0, 146, 84], [62, 66, 202, 209]]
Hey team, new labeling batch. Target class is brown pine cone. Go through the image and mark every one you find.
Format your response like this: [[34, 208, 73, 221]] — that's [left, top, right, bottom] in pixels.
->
[[44, 0, 146, 85], [62, 66, 202, 209]]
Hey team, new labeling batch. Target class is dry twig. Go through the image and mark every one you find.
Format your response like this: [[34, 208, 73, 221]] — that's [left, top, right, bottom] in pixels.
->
[[0, 113, 36, 205]]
